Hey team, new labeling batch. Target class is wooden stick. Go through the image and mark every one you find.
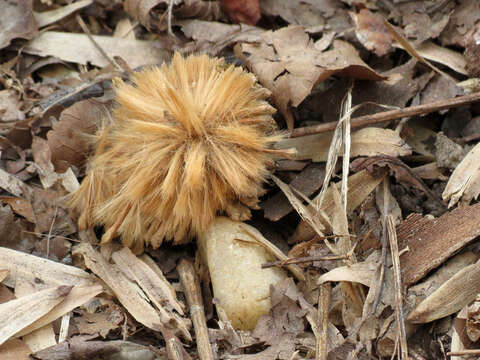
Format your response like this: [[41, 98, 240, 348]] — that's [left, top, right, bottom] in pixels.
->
[[177, 258, 214, 360], [315, 282, 331, 360], [387, 214, 409, 360], [290, 92, 480, 138]]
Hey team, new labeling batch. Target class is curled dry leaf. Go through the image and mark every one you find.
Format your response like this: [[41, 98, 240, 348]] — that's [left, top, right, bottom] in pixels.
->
[[0, 286, 71, 346], [0, 247, 97, 289], [15, 284, 104, 338], [408, 260, 480, 323], [221, 0, 260, 25], [124, 0, 222, 30], [111, 248, 185, 315], [442, 142, 480, 208], [0, 0, 37, 49], [47, 98, 109, 173], [275, 127, 411, 161], [73, 243, 191, 340], [351, 9, 392, 57], [179, 20, 264, 54], [34, 0, 93, 28], [33, 340, 162, 360], [291, 169, 386, 243], [24, 32, 170, 69], [351, 155, 436, 199], [238, 25, 384, 130]]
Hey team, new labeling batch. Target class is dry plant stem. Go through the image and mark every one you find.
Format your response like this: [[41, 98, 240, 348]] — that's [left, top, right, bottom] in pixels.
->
[[262, 254, 349, 268], [315, 282, 331, 360], [448, 350, 480, 356], [166, 337, 185, 360], [387, 214, 408, 360], [177, 258, 214, 360], [76, 14, 121, 71], [290, 92, 480, 138]]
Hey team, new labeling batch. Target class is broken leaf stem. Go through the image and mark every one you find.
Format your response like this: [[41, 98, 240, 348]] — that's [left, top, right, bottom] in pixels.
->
[[290, 92, 480, 138]]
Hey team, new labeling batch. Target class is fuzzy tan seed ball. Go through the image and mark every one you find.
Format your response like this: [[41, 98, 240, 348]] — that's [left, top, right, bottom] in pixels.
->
[[71, 53, 286, 253]]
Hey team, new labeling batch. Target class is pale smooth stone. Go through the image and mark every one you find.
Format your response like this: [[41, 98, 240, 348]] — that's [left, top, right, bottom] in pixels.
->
[[198, 217, 287, 330]]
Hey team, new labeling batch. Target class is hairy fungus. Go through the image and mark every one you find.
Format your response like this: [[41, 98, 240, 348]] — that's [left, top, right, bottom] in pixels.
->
[[71, 53, 287, 253]]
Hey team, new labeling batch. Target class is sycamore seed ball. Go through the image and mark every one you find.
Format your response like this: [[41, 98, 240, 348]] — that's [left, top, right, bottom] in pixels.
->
[[71, 53, 286, 253]]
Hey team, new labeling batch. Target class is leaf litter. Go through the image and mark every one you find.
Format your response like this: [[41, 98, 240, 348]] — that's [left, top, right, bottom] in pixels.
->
[[2, 1, 480, 359]]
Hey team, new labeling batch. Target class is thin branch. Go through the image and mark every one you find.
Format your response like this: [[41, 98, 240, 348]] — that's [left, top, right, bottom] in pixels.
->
[[76, 14, 121, 71], [387, 214, 409, 360], [262, 254, 349, 268], [290, 92, 480, 138], [177, 258, 214, 360], [315, 282, 331, 360]]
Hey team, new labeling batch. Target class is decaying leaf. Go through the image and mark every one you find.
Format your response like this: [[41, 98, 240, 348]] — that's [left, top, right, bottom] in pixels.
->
[[291, 169, 386, 243], [24, 31, 170, 68], [351, 9, 392, 57], [275, 127, 411, 161], [377, 251, 479, 357], [34, 0, 93, 28], [408, 260, 480, 323], [238, 25, 384, 130], [0, 286, 71, 345], [351, 155, 436, 199], [221, 0, 260, 25], [15, 284, 103, 337], [47, 98, 110, 173], [0, 0, 37, 49], [124, 0, 222, 30], [73, 243, 191, 339], [397, 203, 480, 286], [443, 142, 480, 207], [261, 163, 324, 221], [111, 247, 185, 315], [33, 339, 163, 360], [178, 20, 264, 54], [0, 247, 97, 289]]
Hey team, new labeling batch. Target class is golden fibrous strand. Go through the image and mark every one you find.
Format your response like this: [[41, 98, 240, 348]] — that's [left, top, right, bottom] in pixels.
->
[[71, 53, 287, 253]]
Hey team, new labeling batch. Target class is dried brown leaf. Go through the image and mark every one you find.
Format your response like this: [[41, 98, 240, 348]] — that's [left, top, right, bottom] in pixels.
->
[[261, 163, 324, 221], [33, 340, 163, 360], [179, 20, 264, 54], [0, 286, 71, 345], [0, 0, 37, 49], [47, 98, 108, 173], [443, 142, 480, 207], [0, 339, 31, 360], [351, 155, 436, 199], [351, 9, 392, 57], [125, 0, 221, 30], [15, 284, 103, 338], [260, 0, 333, 32], [0, 90, 25, 122], [221, 0, 260, 25], [73, 243, 190, 339], [275, 127, 411, 162], [34, 0, 93, 28], [111, 247, 185, 315], [0, 247, 97, 289], [24, 32, 170, 68], [0, 197, 35, 223], [408, 260, 480, 323], [291, 169, 386, 243], [238, 25, 384, 130]]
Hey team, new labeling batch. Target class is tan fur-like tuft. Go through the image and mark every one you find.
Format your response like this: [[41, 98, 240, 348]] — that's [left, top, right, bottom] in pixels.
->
[[71, 53, 286, 253]]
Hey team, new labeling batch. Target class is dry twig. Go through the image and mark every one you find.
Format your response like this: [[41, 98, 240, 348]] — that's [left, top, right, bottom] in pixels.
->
[[315, 282, 331, 360], [290, 92, 480, 138], [178, 258, 214, 360]]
